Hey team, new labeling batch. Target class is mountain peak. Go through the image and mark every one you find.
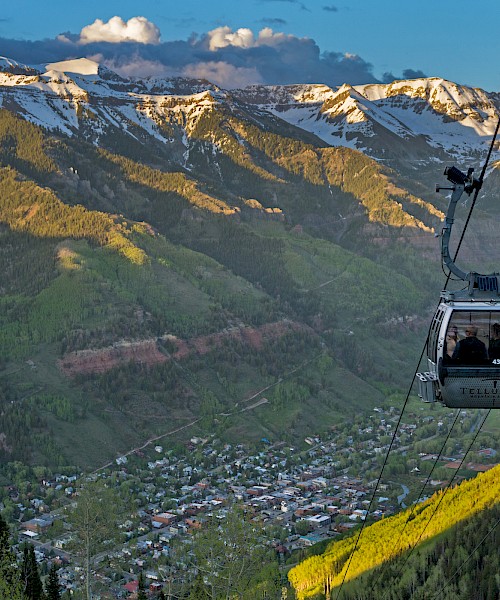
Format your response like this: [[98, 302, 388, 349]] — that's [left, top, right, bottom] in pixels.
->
[[234, 77, 500, 165], [44, 58, 101, 76], [0, 56, 40, 76]]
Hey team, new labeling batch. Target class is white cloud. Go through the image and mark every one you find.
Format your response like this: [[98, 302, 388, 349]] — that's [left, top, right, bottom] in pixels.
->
[[79, 16, 161, 45], [208, 26, 255, 51], [182, 61, 263, 88], [1, 22, 381, 87], [256, 27, 295, 46], [207, 26, 300, 51]]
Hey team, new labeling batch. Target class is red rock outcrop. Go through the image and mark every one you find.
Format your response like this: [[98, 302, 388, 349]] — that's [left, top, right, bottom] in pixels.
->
[[58, 320, 311, 377]]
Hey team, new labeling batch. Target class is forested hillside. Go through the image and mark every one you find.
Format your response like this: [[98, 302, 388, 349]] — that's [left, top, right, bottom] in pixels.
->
[[329, 503, 500, 600], [0, 96, 449, 471], [288, 464, 500, 599]]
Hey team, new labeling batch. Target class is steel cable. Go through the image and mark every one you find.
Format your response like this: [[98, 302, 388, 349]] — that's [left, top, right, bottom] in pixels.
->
[[334, 119, 499, 600]]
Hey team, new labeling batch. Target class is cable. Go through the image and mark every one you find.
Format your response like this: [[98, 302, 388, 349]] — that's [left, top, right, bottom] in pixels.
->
[[333, 119, 499, 600], [385, 409, 491, 593], [387, 125, 500, 595], [334, 234, 458, 598], [364, 193, 474, 594], [332, 343, 426, 600], [427, 514, 500, 600], [443, 117, 500, 282], [478, 118, 500, 184], [368, 408, 462, 592], [380, 126, 500, 590]]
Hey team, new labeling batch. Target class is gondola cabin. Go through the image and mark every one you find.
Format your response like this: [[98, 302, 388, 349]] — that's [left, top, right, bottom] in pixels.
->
[[418, 281, 500, 408], [416, 158, 500, 409]]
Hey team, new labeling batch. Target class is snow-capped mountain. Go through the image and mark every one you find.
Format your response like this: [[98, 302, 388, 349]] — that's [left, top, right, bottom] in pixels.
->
[[0, 57, 226, 143], [234, 79, 500, 167], [0, 55, 499, 172]]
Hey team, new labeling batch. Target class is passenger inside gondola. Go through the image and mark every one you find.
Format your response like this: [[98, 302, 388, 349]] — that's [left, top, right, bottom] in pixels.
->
[[451, 324, 488, 364], [445, 326, 459, 359], [489, 322, 500, 364]]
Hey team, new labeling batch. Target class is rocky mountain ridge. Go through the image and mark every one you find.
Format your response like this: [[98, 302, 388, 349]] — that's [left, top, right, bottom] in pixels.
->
[[1, 55, 499, 173], [235, 78, 500, 168]]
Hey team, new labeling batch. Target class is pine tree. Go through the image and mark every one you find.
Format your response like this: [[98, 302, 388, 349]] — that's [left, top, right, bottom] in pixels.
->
[[45, 563, 61, 600], [137, 571, 147, 600], [21, 545, 30, 596], [0, 515, 8, 555], [29, 545, 43, 600], [21, 544, 43, 600], [187, 573, 209, 599], [0, 513, 23, 599]]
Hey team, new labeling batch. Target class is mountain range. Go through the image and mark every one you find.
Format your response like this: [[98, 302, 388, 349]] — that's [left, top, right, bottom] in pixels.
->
[[1, 56, 499, 168], [0, 55, 499, 470]]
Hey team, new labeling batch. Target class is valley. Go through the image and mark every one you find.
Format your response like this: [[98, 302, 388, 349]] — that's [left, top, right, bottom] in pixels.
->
[[0, 54, 499, 599], [4, 400, 498, 597]]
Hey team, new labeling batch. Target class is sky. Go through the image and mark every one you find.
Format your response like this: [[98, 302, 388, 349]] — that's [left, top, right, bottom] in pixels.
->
[[1, 0, 499, 91]]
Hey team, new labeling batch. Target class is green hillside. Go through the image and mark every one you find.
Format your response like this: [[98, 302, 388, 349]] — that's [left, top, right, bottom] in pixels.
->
[[288, 464, 500, 599], [330, 502, 500, 599], [0, 106, 445, 470], [0, 78, 498, 600]]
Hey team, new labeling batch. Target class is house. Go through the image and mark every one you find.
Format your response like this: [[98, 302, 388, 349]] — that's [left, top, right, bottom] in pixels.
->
[[478, 448, 497, 457], [247, 486, 267, 497], [184, 503, 206, 516], [185, 517, 202, 530], [298, 533, 324, 547], [350, 509, 367, 521], [152, 512, 178, 528], [124, 580, 138, 595], [295, 505, 318, 518], [306, 515, 331, 529], [23, 517, 53, 534], [334, 522, 357, 533], [20, 530, 38, 539], [311, 477, 328, 488]]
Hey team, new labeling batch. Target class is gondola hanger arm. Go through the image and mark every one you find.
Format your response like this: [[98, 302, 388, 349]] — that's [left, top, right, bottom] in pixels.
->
[[438, 118, 500, 288]]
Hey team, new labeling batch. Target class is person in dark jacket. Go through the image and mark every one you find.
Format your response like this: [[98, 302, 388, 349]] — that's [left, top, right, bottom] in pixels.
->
[[488, 322, 500, 363], [452, 324, 488, 364]]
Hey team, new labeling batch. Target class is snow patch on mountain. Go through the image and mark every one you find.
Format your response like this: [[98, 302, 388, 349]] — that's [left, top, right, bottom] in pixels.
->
[[0, 56, 41, 76], [0, 56, 223, 142], [236, 78, 500, 164], [0, 55, 498, 166], [45, 58, 100, 76], [16, 92, 78, 135]]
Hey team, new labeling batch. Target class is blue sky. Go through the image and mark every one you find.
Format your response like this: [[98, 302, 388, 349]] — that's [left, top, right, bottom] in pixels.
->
[[1, 0, 499, 90]]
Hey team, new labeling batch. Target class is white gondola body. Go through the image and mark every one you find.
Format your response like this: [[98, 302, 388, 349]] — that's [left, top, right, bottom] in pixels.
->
[[419, 294, 500, 408]]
